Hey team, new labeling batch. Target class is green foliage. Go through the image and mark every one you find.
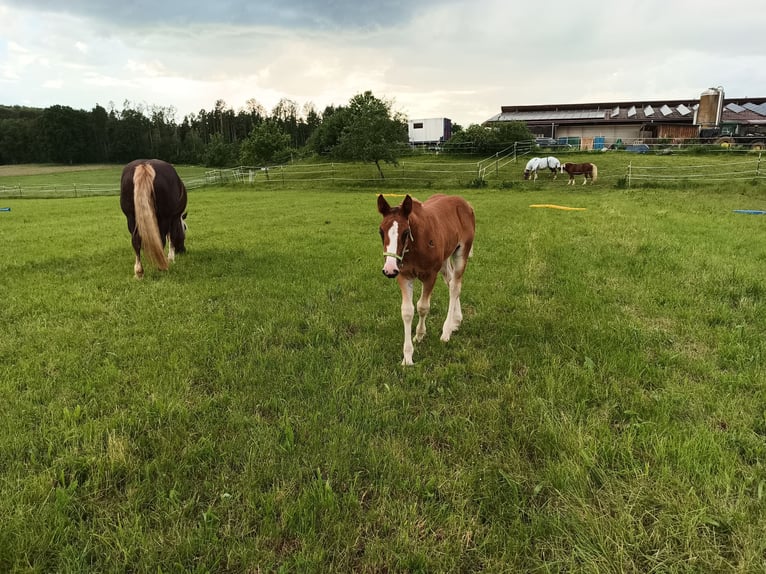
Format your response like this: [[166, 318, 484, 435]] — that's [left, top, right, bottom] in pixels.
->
[[203, 134, 238, 168], [466, 177, 488, 188], [332, 91, 409, 178], [239, 120, 292, 166], [446, 121, 534, 155], [38, 105, 94, 164], [306, 105, 350, 156]]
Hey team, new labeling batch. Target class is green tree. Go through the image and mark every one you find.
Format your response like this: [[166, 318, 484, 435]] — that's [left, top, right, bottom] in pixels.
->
[[239, 120, 292, 166], [108, 104, 152, 162], [445, 121, 533, 155], [203, 133, 237, 167], [90, 104, 110, 162], [38, 105, 91, 163], [332, 91, 408, 179], [306, 105, 350, 156], [495, 121, 534, 146]]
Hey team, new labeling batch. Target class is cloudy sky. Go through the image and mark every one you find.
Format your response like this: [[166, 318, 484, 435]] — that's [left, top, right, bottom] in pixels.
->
[[1, 0, 765, 127]]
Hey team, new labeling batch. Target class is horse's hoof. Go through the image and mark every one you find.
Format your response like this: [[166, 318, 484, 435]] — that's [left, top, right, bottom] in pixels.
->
[[401, 356, 414, 366]]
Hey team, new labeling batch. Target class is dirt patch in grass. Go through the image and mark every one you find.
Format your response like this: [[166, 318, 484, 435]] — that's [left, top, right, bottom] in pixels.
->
[[0, 164, 114, 177]]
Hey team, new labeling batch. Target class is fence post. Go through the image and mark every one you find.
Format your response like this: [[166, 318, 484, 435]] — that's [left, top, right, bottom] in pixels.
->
[[757, 152, 762, 177], [627, 162, 632, 188]]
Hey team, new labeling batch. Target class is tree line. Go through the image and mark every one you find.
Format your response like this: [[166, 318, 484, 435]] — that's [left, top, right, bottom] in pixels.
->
[[0, 91, 533, 171]]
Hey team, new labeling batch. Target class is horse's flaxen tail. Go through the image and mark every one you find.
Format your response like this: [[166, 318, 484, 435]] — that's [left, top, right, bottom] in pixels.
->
[[591, 163, 598, 182], [133, 163, 168, 270]]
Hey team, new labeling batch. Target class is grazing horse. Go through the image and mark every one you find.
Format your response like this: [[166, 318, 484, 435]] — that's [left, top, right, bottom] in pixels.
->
[[524, 156, 562, 180], [377, 194, 475, 365], [562, 162, 598, 185], [120, 159, 187, 278]]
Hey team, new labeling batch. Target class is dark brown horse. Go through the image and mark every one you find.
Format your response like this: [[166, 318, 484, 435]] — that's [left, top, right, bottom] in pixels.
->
[[120, 159, 187, 278], [377, 194, 475, 365], [562, 162, 598, 185]]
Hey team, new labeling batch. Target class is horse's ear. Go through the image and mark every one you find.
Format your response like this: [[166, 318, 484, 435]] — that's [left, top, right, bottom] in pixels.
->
[[377, 194, 391, 215], [401, 195, 413, 218]]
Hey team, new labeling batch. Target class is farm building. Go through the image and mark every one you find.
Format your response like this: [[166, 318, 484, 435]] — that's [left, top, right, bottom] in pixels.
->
[[408, 118, 452, 146], [485, 87, 766, 149]]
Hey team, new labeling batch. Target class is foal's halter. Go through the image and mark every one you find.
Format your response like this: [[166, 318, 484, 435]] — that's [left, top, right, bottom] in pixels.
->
[[383, 224, 413, 262]]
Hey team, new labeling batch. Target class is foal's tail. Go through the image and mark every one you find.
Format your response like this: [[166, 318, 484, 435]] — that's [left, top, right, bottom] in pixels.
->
[[133, 163, 168, 270], [591, 163, 598, 182]]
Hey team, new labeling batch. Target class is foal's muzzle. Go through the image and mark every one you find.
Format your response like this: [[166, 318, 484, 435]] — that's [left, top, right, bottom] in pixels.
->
[[382, 252, 402, 278]]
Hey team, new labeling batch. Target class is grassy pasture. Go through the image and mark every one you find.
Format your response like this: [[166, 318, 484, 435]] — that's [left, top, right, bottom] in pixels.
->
[[1, 158, 766, 572]]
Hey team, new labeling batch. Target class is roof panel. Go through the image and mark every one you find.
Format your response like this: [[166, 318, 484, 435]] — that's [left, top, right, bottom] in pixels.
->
[[677, 104, 692, 116], [627, 106, 637, 117], [496, 110, 605, 121], [644, 105, 655, 117], [743, 102, 766, 116], [660, 105, 672, 116], [726, 103, 746, 113]]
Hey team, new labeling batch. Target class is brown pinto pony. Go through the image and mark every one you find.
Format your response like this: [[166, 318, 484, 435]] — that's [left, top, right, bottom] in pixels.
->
[[377, 194, 475, 365], [562, 162, 598, 185], [120, 159, 187, 278]]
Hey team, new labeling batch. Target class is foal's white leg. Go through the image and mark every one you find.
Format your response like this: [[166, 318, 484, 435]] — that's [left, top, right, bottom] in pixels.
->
[[442, 275, 464, 342], [399, 278, 416, 365], [440, 256, 463, 342]]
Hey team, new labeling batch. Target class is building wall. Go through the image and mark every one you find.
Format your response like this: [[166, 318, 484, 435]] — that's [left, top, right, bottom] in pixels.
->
[[656, 125, 699, 140], [408, 118, 451, 144], [556, 124, 642, 142]]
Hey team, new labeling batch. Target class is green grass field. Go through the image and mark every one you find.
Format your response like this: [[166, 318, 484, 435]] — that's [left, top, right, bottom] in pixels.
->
[[1, 156, 766, 572]]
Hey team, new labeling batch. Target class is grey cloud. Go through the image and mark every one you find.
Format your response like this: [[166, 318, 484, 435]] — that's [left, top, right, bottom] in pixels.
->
[[3, 0, 443, 29]]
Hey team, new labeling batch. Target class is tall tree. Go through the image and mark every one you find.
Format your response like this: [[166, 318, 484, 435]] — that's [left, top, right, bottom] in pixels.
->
[[239, 119, 292, 166], [108, 105, 152, 162], [306, 105, 349, 156], [333, 91, 408, 179]]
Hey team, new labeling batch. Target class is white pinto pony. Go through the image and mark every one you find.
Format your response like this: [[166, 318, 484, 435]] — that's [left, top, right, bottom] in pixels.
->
[[523, 156, 562, 180]]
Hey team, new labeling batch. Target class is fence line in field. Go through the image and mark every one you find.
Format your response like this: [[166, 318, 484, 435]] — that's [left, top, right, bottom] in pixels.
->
[[626, 154, 763, 186], [3, 153, 765, 198]]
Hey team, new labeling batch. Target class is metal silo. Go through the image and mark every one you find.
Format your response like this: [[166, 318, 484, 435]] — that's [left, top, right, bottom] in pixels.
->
[[696, 87, 724, 130]]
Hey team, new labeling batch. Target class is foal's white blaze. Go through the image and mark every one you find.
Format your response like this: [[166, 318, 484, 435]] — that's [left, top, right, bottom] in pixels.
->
[[382, 220, 401, 276]]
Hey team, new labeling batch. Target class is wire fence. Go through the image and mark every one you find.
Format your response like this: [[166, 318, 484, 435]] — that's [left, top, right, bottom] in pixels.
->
[[1, 149, 765, 198], [626, 154, 764, 186]]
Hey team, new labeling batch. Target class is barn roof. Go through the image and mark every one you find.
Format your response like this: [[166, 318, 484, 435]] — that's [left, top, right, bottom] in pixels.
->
[[486, 97, 766, 126]]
